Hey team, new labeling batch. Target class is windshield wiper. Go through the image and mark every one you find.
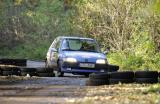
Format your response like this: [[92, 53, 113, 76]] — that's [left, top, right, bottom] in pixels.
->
[[62, 49, 76, 51], [62, 49, 71, 51]]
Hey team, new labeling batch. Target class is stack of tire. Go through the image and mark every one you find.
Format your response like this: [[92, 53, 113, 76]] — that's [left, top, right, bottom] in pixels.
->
[[36, 68, 55, 77], [107, 64, 119, 72], [20, 68, 37, 76], [87, 73, 109, 86], [0, 59, 26, 66], [87, 71, 159, 86], [0, 67, 2, 76], [109, 71, 134, 84], [1, 66, 21, 76], [135, 71, 159, 84]]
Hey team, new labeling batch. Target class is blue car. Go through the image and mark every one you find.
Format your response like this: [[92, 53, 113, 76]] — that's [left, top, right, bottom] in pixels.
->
[[46, 36, 108, 77]]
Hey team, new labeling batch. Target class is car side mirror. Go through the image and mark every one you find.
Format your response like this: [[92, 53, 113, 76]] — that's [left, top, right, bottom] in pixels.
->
[[103, 47, 110, 54], [51, 48, 58, 52], [103, 51, 108, 54]]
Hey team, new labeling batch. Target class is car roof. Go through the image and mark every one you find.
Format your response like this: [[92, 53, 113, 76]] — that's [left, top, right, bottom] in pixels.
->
[[57, 36, 94, 40]]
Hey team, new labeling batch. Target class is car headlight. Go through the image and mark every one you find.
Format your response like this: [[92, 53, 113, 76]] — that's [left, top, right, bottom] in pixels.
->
[[96, 59, 106, 64], [63, 57, 77, 63]]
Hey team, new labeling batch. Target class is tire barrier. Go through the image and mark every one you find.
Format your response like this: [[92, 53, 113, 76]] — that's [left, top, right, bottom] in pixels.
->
[[135, 71, 158, 84], [88, 73, 109, 86], [0, 66, 55, 77], [87, 71, 159, 86], [36, 68, 55, 77], [1, 67, 21, 76], [0, 59, 27, 66], [20, 68, 37, 76], [107, 64, 119, 72], [0, 68, 2, 75], [109, 71, 134, 84]]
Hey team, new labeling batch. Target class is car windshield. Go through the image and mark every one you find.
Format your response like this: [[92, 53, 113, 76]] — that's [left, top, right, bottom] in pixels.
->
[[61, 38, 100, 52]]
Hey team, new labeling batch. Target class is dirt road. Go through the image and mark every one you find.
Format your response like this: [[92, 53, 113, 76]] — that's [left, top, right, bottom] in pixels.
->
[[0, 60, 88, 104], [0, 76, 88, 104], [0, 61, 159, 104]]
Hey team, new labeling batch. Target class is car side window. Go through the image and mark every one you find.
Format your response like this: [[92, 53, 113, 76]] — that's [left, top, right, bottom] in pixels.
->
[[51, 38, 60, 50], [55, 40, 60, 50]]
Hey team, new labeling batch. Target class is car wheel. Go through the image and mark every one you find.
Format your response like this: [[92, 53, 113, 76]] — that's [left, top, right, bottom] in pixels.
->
[[55, 61, 64, 77], [45, 60, 50, 68]]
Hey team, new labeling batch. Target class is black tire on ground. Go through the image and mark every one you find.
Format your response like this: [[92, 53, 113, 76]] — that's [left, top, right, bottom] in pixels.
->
[[2, 71, 12, 76], [38, 73, 55, 77], [36, 68, 53, 73], [87, 79, 109, 86], [109, 71, 134, 79], [84, 74, 89, 77], [159, 72, 160, 78], [0, 59, 26, 66], [0, 69, 2, 75], [20, 68, 36, 72], [135, 78, 158, 84], [135, 71, 158, 78], [89, 73, 109, 80], [109, 78, 134, 84], [108, 64, 119, 72], [12, 71, 20, 76], [1, 67, 16, 71], [21, 72, 36, 76]]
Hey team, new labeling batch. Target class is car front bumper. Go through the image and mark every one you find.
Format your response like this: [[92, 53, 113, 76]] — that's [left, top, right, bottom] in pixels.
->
[[61, 62, 108, 73]]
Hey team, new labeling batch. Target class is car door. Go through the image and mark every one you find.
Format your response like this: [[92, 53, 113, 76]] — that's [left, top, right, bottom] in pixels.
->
[[47, 38, 60, 68]]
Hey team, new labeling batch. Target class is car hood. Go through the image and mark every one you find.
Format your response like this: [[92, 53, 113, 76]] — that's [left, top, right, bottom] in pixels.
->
[[62, 51, 106, 62]]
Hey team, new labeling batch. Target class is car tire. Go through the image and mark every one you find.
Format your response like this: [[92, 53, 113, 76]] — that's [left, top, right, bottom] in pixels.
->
[[109, 78, 134, 84], [38, 73, 55, 77], [135, 71, 158, 78], [109, 71, 134, 79], [55, 71, 64, 77], [135, 78, 158, 84], [87, 79, 109, 86], [56, 61, 64, 77]]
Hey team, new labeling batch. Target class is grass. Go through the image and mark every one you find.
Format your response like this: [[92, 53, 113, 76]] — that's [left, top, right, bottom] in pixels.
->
[[66, 83, 160, 104]]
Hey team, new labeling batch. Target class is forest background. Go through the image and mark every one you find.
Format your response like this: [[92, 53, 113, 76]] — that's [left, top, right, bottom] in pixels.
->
[[0, 0, 160, 71]]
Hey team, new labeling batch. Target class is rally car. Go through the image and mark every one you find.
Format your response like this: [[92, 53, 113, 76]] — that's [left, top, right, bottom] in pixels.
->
[[46, 36, 109, 77]]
